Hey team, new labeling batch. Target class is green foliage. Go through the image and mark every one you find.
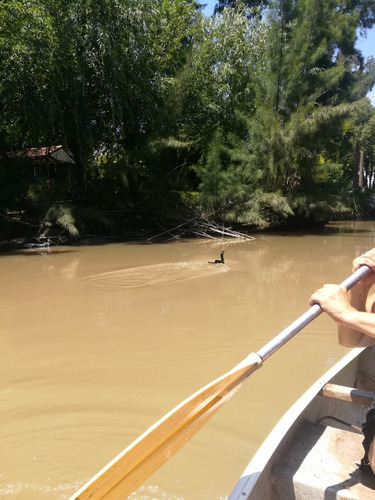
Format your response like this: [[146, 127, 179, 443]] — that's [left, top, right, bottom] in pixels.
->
[[240, 0, 375, 222], [197, 130, 293, 226], [171, 2, 266, 145], [195, 0, 375, 227], [0, 159, 31, 207], [42, 205, 79, 236], [291, 193, 352, 222], [40, 204, 111, 237], [1, 0, 375, 238], [213, 0, 270, 14], [0, 0, 200, 186]]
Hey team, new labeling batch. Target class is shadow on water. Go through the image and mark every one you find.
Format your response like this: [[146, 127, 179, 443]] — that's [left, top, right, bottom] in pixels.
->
[[260, 220, 375, 238], [2, 248, 78, 257]]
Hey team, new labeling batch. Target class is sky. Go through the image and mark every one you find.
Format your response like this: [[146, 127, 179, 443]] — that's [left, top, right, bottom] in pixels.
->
[[200, 0, 375, 102]]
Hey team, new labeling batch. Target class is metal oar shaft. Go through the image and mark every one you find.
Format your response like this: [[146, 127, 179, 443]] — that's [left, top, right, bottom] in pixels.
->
[[256, 265, 371, 362]]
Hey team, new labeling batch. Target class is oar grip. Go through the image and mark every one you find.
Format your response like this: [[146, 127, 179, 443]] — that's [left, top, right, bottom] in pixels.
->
[[256, 264, 371, 362]]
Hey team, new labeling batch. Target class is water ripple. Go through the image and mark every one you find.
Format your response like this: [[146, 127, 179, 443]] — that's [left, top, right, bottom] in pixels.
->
[[85, 260, 232, 289]]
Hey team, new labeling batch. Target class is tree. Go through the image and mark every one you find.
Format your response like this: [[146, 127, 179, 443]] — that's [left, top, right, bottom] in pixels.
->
[[213, 0, 269, 15], [197, 128, 293, 225], [345, 99, 375, 192], [1, 0, 375, 238], [0, 0, 201, 193], [0, 1, 57, 148], [0, 0, 204, 237], [195, 0, 375, 227], [126, 2, 267, 218], [161, 3, 265, 156], [242, 0, 375, 224]]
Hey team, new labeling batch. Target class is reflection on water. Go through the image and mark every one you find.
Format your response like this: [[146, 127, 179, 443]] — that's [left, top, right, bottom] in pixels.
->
[[1, 221, 375, 499], [324, 220, 375, 235]]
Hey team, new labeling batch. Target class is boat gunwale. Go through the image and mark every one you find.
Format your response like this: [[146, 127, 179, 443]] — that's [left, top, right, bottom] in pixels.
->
[[228, 346, 366, 500]]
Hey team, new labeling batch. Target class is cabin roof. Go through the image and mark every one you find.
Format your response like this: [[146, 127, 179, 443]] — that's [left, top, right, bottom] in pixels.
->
[[8, 145, 75, 164]]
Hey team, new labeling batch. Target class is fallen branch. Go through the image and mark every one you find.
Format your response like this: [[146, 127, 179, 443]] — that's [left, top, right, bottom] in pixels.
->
[[147, 212, 255, 242]]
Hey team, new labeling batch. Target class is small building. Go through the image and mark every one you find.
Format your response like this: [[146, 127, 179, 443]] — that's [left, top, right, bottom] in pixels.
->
[[8, 145, 75, 185]]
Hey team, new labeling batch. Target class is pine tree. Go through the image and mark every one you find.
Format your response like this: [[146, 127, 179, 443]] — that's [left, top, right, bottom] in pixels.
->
[[244, 0, 375, 223]]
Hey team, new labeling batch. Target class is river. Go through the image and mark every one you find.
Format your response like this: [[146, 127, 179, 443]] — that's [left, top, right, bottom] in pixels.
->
[[1, 221, 374, 499]]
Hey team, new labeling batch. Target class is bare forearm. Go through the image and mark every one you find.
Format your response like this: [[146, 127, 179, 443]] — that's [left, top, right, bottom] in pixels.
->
[[338, 311, 375, 347], [310, 250, 375, 349], [348, 284, 371, 311], [337, 286, 375, 347]]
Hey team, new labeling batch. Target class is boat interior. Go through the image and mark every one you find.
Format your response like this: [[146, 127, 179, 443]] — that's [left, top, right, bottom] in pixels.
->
[[230, 346, 375, 499]]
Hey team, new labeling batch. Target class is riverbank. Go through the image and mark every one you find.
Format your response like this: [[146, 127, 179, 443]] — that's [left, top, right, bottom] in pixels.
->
[[2, 203, 362, 253], [0, 211, 351, 253], [0, 210, 258, 252]]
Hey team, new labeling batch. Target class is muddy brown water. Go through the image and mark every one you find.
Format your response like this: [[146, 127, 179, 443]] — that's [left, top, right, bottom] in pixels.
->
[[1, 221, 375, 499]]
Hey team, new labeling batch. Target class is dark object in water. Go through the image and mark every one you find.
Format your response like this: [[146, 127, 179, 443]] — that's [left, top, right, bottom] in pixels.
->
[[209, 251, 225, 264]]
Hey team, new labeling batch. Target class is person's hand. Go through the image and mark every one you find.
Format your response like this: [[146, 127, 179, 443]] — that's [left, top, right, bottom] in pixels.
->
[[353, 249, 375, 288], [309, 284, 354, 322]]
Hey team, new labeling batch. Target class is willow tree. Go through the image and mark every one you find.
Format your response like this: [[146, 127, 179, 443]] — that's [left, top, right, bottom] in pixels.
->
[[0, 0, 201, 194], [0, 0, 136, 191], [0, 1, 56, 150], [153, 3, 268, 221], [189, 2, 296, 226], [213, 0, 269, 14], [123, 2, 268, 222], [175, 3, 265, 140], [0, 0, 204, 236]]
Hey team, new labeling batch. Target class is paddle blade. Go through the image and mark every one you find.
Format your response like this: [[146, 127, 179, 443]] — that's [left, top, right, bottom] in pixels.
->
[[71, 353, 262, 499]]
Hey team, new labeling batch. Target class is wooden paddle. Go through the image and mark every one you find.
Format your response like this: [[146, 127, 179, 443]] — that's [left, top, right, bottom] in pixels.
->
[[71, 264, 371, 500]]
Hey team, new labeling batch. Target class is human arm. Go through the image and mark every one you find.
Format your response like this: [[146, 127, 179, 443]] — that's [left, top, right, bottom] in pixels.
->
[[309, 250, 375, 348]]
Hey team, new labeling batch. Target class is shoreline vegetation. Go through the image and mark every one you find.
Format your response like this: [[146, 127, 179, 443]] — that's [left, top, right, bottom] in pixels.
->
[[0, 204, 352, 253], [2, 1, 375, 252], [0, 206, 258, 252]]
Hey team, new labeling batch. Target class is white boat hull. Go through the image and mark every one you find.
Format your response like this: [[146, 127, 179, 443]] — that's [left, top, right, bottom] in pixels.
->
[[229, 346, 375, 500]]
